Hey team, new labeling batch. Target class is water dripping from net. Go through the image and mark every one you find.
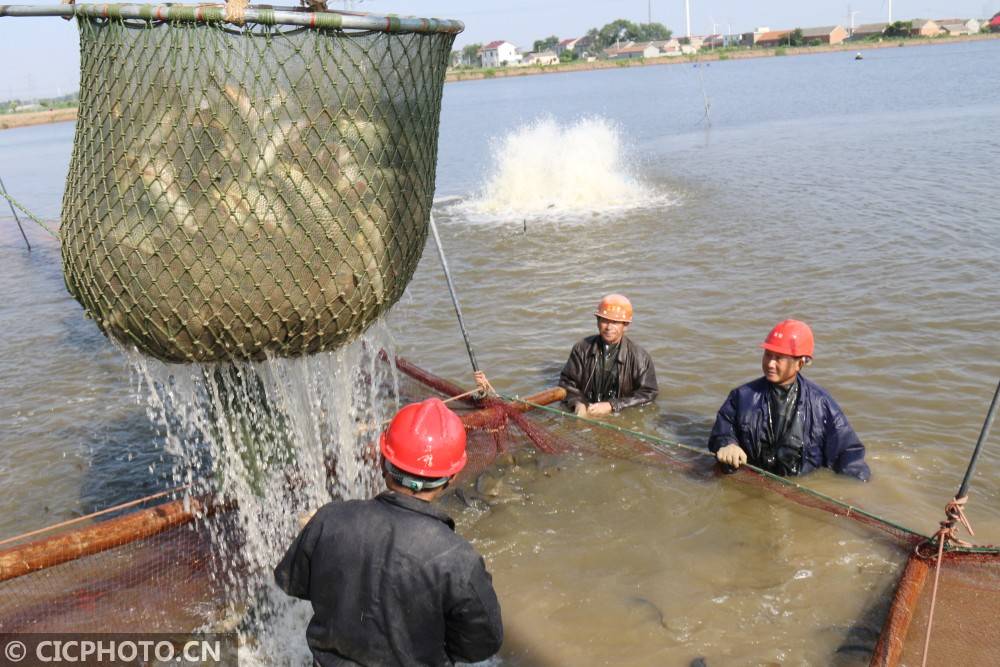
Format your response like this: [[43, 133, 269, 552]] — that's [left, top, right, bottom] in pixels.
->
[[127, 323, 400, 663]]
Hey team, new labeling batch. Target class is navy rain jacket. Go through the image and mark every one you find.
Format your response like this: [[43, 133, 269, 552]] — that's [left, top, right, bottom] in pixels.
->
[[274, 491, 503, 666], [708, 375, 871, 481]]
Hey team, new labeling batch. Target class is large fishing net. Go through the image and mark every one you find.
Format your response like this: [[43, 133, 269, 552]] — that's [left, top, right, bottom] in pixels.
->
[[2, 355, 999, 666], [59, 7, 457, 363]]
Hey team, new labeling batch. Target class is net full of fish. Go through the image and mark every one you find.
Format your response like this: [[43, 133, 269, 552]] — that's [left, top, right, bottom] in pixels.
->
[[60, 17, 454, 363]]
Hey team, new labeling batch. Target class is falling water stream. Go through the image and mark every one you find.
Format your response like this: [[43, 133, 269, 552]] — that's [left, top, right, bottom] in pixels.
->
[[127, 326, 400, 664]]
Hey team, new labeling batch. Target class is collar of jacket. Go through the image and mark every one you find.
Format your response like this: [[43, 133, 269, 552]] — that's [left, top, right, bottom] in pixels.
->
[[376, 490, 456, 530], [587, 334, 633, 360], [753, 373, 816, 398]]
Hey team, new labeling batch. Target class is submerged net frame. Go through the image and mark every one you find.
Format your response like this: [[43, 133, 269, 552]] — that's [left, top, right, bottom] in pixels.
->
[[0, 3, 460, 363], [3, 356, 1000, 665]]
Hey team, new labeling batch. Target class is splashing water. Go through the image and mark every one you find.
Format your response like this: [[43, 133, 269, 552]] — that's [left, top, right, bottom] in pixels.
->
[[128, 324, 400, 664], [465, 116, 666, 220]]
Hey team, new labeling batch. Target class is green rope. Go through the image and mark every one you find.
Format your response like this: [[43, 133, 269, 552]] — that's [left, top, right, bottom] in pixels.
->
[[500, 391, 934, 543], [0, 186, 58, 239]]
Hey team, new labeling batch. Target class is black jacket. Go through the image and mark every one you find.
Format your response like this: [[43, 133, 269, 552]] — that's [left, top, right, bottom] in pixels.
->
[[558, 335, 658, 412], [708, 375, 870, 481], [274, 491, 503, 666]]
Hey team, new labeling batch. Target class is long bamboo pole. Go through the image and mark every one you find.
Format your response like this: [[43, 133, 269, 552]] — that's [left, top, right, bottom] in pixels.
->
[[0, 3, 463, 33]]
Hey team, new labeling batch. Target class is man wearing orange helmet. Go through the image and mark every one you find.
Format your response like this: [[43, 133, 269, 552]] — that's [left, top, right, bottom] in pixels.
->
[[559, 294, 658, 417], [708, 320, 870, 481], [274, 398, 503, 666]]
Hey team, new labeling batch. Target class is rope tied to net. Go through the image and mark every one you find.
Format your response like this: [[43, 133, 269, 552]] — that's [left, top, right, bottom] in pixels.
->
[[919, 496, 976, 667], [0, 183, 58, 239], [224, 0, 248, 25], [918, 378, 999, 667]]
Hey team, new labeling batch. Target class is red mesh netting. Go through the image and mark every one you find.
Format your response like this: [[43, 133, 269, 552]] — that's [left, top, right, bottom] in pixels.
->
[[871, 549, 1000, 666]]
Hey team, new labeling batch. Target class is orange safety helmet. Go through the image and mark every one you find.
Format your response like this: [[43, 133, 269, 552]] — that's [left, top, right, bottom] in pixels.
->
[[760, 319, 815, 358], [380, 398, 467, 479], [594, 294, 633, 323]]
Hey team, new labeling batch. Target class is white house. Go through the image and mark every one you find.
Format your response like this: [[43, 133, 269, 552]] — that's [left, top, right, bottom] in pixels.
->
[[555, 37, 580, 56], [521, 50, 559, 66], [481, 40, 521, 67]]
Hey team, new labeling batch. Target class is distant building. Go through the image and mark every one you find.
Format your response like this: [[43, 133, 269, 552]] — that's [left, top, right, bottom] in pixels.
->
[[991, 13, 1000, 32], [935, 18, 980, 35], [909, 19, 942, 37], [605, 42, 661, 60], [754, 30, 792, 47], [850, 22, 888, 40], [702, 34, 725, 48], [521, 50, 559, 66], [801, 25, 849, 45], [481, 40, 521, 67], [679, 35, 705, 50], [555, 37, 581, 56], [651, 39, 682, 55]]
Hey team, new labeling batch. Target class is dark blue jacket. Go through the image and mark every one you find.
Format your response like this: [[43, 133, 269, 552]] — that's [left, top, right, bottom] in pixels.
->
[[708, 375, 871, 481]]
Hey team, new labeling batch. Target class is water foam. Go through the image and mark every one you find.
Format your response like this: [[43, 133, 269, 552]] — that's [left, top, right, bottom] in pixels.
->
[[464, 116, 666, 221], [129, 323, 400, 664]]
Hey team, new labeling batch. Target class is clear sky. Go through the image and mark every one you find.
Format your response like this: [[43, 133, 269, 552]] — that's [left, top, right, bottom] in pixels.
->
[[1, 0, 996, 99]]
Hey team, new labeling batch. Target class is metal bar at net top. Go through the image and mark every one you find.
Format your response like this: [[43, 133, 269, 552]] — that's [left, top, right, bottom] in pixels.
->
[[0, 3, 464, 33]]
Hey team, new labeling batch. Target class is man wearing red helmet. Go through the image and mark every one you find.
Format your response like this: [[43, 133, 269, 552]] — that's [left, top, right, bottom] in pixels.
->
[[274, 398, 503, 666], [708, 320, 870, 481], [559, 294, 658, 417]]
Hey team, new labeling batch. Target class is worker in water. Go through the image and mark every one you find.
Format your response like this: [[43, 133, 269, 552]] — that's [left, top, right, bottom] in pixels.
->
[[559, 294, 658, 417], [274, 398, 504, 666], [708, 319, 871, 481]]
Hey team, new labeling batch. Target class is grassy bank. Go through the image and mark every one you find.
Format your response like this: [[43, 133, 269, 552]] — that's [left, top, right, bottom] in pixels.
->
[[0, 107, 77, 131], [445, 32, 1000, 82]]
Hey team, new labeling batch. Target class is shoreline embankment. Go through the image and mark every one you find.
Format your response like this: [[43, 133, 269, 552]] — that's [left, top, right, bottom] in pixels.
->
[[445, 32, 1000, 83], [1, 32, 997, 130], [0, 107, 77, 131]]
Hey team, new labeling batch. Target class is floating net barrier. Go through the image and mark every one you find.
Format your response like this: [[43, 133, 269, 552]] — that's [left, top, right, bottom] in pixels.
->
[[2, 355, 1000, 666], [0, 2, 460, 363]]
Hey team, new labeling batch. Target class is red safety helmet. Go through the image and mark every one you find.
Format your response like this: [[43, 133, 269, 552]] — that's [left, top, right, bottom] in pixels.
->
[[594, 294, 633, 323], [760, 319, 815, 358], [380, 398, 467, 478]]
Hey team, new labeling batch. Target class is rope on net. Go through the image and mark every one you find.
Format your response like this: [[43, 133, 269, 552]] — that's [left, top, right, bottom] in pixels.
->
[[500, 392, 935, 545], [0, 186, 59, 238], [917, 377, 1000, 667]]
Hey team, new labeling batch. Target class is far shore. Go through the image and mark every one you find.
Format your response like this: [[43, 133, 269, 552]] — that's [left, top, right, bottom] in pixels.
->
[[0, 107, 76, 131], [1, 32, 997, 131], [445, 32, 1000, 82]]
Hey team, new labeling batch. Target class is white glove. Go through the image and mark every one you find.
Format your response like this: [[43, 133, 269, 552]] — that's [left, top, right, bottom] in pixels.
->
[[716, 443, 747, 468]]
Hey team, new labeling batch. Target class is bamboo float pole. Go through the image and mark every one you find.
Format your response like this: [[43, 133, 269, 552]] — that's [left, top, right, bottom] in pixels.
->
[[0, 495, 220, 582], [460, 387, 566, 429]]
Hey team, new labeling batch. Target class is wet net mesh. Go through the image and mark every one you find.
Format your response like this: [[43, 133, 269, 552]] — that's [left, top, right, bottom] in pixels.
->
[[3, 357, 1000, 667], [61, 14, 455, 363]]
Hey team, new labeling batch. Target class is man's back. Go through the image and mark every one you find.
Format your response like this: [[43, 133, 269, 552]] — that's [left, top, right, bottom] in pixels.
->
[[274, 491, 503, 666]]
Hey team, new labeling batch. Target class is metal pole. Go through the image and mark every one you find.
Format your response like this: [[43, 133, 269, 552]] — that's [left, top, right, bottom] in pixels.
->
[[956, 378, 1000, 499], [427, 212, 479, 373], [0, 176, 31, 251]]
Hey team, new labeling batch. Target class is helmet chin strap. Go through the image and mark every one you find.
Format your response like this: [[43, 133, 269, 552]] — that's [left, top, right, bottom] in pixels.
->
[[384, 461, 450, 493]]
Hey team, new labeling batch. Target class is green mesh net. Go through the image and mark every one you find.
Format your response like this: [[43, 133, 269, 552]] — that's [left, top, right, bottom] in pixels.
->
[[61, 13, 456, 363]]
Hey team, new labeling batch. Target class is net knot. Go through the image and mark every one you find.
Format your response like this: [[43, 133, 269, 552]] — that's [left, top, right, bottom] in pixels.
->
[[474, 371, 496, 399]]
